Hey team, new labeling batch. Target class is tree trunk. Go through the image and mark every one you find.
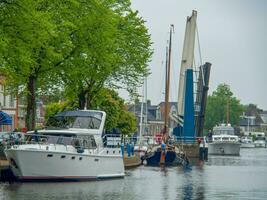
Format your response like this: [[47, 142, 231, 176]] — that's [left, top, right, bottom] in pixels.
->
[[87, 93, 94, 109], [78, 90, 86, 109], [25, 75, 37, 131]]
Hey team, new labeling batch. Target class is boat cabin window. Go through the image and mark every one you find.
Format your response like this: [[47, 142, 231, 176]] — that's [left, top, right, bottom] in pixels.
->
[[25, 133, 97, 149], [255, 136, 265, 141], [72, 135, 97, 149], [230, 137, 236, 141], [222, 137, 229, 141], [213, 137, 221, 141], [213, 125, 235, 135], [25, 133, 74, 146], [56, 136, 73, 145]]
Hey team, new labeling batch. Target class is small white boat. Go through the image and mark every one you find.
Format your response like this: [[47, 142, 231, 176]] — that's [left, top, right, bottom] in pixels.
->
[[240, 136, 254, 148], [5, 110, 125, 181], [254, 133, 266, 148], [208, 124, 241, 156]]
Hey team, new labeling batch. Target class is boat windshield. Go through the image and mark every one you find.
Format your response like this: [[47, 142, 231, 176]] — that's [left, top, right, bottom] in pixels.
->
[[255, 136, 265, 141], [213, 126, 235, 135], [46, 111, 103, 129]]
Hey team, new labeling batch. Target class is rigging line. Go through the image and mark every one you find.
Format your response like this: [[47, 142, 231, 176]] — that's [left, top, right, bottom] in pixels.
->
[[193, 58, 198, 102], [196, 23, 203, 66], [193, 57, 199, 85], [195, 24, 205, 87], [171, 54, 178, 103], [169, 29, 176, 102], [160, 60, 165, 101], [159, 32, 170, 102], [172, 27, 177, 103]]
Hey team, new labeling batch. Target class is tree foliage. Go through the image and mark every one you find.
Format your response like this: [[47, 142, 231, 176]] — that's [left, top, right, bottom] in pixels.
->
[[0, 0, 73, 130], [0, 0, 152, 130], [44, 101, 75, 121], [91, 88, 136, 134], [204, 83, 244, 131], [60, 0, 152, 109], [45, 88, 137, 135]]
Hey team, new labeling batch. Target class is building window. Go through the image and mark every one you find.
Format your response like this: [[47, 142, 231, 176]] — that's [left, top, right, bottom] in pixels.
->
[[10, 94, 14, 108]]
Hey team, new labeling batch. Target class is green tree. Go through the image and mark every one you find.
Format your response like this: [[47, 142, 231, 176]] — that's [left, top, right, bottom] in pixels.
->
[[117, 110, 137, 136], [44, 101, 75, 121], [91, 88, 136, 134], [204, 83, 244, 131], [61, 0, 152, 109], [0, 0, 74, 130], [0, 0, 152, 131]]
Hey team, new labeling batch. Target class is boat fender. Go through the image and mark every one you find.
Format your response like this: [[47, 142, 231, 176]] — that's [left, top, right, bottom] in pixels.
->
[[77, 148, 84, 153], [143, 159, 147, 165]]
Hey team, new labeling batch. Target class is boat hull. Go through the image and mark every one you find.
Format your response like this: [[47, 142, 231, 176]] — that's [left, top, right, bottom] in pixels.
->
[[143, 150, 178, 166], [208, 142, 241, 156], [240, 143, 255, 148], [254, 142, 266, 148], [5, 149, 125, 181]]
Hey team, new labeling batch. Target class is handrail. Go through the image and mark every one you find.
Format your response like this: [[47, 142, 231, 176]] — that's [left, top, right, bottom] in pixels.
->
[[102, 134, 206, 146]]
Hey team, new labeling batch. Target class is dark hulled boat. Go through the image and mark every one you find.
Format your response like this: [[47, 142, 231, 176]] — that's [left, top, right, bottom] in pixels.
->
[[141, 25, 188, 167]]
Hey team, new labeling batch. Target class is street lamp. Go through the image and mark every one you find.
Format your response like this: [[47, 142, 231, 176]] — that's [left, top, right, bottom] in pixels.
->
[[241, 114, 255, 135]]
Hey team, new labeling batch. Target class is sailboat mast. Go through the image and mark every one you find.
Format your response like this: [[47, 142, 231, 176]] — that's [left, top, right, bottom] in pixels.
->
[[164, 46, 169, 134], [139, 78, 145, 140], [144, 77, 148, 134], [164, 24, 174, 137]]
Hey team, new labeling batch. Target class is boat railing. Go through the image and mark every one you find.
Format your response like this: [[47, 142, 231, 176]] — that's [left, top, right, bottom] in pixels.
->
[[102, 134, 121, 148], [5, 133, 99, 152], [102, 134, 205, 147]]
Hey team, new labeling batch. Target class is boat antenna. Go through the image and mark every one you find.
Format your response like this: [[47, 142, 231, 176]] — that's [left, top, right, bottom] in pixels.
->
[[226, 98, 230, 124]]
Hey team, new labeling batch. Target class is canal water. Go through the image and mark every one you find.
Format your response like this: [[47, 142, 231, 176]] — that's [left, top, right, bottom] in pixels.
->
[[1, 148, 267, 200]]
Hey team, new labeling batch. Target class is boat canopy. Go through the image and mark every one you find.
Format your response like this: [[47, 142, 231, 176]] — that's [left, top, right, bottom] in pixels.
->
[[55, 110, 103, 118], [46, 110, 103, 130]]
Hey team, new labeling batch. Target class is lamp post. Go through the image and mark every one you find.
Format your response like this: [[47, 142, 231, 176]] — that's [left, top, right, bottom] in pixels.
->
[[241, 115, 255, 135]]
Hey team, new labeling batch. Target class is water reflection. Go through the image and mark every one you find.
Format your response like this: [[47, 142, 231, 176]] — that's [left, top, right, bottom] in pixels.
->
[[1, 148, 267, 200]]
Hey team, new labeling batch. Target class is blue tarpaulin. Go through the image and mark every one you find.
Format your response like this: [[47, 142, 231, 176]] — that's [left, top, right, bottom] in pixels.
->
[[0, 111, 12, 125]]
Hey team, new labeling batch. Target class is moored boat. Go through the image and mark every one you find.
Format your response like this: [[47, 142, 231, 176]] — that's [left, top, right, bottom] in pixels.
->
[[142, 144, 187, 166], [208, 124, 241, 156], [240, 136, 254, 148], [253, 132, 266, 148], [4, 110, 125, 181]]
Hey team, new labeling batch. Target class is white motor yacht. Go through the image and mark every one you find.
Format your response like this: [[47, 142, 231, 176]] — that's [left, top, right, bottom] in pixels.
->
[[4, 110, 125, 181], [208, 124, 241, 156]]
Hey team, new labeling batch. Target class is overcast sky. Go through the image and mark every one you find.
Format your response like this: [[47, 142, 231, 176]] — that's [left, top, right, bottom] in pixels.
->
[[120, 0, 267, 110]]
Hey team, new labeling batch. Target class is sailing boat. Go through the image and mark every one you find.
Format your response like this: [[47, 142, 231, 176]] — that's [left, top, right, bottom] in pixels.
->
[[141, 25, 187, 166]]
